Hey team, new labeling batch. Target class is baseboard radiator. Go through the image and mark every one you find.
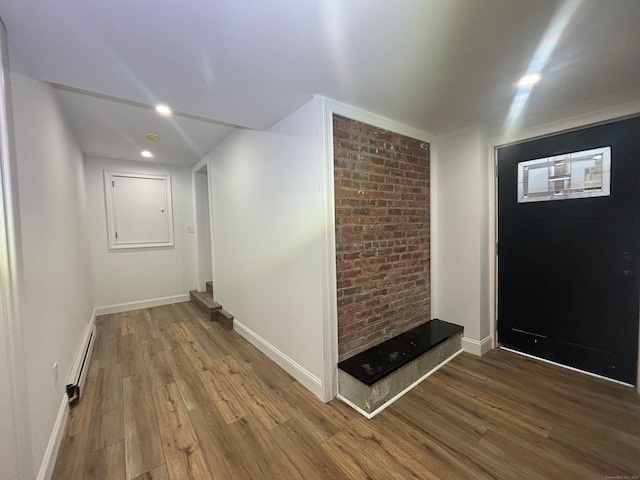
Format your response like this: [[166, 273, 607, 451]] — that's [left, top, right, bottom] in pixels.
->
[[65, 323, 95, 406]]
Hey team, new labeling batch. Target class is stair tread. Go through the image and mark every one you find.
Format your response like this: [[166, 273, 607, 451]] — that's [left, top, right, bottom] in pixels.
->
[[190, 290, 222, 310], [217, 309, 234, 330]]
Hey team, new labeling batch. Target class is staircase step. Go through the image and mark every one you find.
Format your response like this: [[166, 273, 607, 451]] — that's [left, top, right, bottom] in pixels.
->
[[217, 309, 234, 330], [206, 281, 213, 294], [189, 290, 222, 322]]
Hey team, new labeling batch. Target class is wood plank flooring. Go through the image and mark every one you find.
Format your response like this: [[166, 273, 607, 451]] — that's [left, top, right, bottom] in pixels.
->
[[53, 302, 640, 479]]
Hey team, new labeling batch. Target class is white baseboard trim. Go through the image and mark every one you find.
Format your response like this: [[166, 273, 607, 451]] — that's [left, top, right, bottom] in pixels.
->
[[36, 391, 69, 480], [462, 335, 493, 356], [338, 348, 464, 419], [37, 308, 98, 480], [233, 320, 324, 400], [94, 294, 190, 316]]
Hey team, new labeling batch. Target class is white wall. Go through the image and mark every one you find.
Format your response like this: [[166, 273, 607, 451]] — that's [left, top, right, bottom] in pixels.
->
[[208, 97, 326, 397], [85, 157, 197, 307], [0, 22, 32, 480], [10, 72, 94, 477], [433, 124, 492, 353]]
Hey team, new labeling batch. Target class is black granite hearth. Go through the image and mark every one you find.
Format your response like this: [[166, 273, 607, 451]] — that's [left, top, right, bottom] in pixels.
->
[[338, 319, 464, 386]]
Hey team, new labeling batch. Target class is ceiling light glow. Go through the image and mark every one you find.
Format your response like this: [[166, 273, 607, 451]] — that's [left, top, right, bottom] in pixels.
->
[[504, 0, 581, 133], [141, 150, 153, 158], [517, 73, 541, 88], [155, 104, 172, 115]]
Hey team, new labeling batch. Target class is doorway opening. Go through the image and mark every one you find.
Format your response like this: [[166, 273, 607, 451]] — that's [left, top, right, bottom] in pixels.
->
[[194, 164, 213, 292]]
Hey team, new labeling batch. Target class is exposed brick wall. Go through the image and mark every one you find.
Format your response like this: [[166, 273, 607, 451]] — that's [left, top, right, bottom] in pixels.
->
[[334, 115, 431, 361]]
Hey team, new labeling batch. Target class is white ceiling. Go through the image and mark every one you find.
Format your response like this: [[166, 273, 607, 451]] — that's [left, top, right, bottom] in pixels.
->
[[1, 0, 639, 167]]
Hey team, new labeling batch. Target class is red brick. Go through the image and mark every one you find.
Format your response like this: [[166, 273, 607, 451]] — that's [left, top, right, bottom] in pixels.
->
[[334, 115, 431, 361]]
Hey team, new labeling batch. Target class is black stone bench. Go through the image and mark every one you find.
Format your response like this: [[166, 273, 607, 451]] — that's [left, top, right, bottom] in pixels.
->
[[337, 319, 464, 416]]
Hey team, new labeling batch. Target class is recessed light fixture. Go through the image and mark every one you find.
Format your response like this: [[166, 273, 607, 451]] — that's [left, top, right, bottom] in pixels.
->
[[146, 133, 160, 142], [517, 73, 541, 88], [141, 150, 153, 158], [155, 104, 172, 116]]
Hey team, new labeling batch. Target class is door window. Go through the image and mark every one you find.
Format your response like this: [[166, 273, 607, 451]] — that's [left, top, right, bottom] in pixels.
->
[[518, 146, 611, 203]]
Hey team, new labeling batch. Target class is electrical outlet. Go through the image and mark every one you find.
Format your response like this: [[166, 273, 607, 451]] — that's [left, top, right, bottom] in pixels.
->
[[187, 226, 195, 234], [52, 362, 58, 386]]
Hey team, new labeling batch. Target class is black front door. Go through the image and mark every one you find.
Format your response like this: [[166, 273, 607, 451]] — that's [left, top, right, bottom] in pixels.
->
[[497, 116, 640, 385]]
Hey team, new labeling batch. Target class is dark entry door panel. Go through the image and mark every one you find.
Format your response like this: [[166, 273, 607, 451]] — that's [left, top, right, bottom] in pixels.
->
[[498, 117, 640, 384]]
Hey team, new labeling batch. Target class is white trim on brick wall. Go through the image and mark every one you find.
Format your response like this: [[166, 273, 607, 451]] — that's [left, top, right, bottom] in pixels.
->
[[318, 95, 435, 402]]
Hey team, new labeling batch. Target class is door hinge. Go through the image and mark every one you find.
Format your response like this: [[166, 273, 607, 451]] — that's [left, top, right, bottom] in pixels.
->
[[112, 180, 115, 187], [115, 232, 118, 239], [495, 242, 499, 255]]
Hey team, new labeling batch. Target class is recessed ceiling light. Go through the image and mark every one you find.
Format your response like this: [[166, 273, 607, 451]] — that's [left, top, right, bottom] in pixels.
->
[[517, 73, 541, 88], [146, 133, 160, 142], [141, 150, 153, 158], [155, 104, 172, 116]]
